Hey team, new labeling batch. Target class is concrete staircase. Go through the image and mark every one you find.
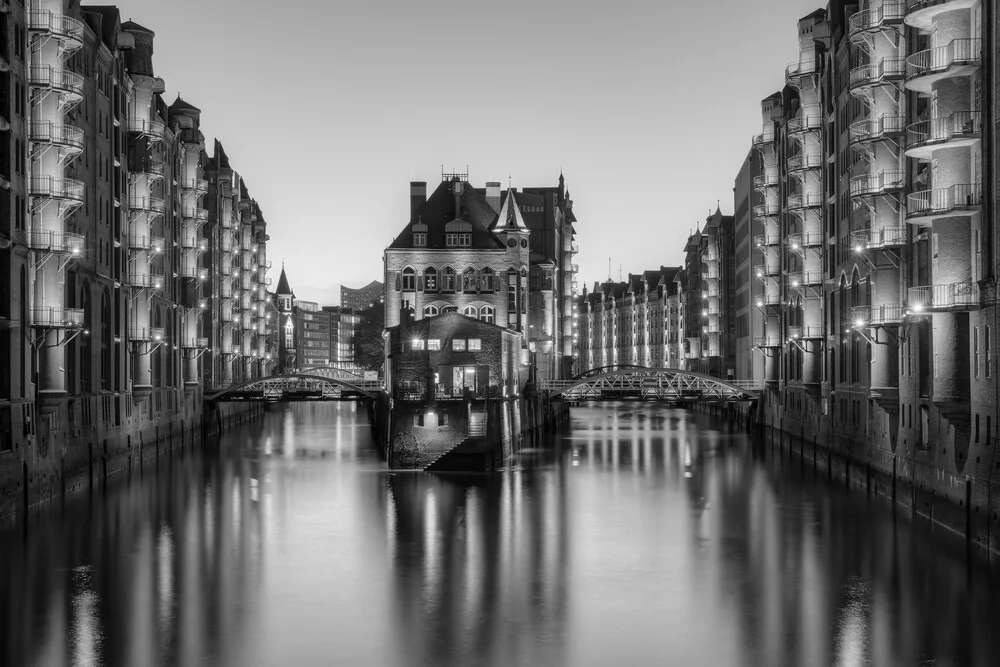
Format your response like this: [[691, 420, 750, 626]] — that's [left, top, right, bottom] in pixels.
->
[[424, 407, 491, 472]]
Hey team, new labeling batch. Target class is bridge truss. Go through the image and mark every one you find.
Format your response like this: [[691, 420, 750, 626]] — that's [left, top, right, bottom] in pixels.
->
[[541, 368, 760, 403], [206, 374, 383, 403]]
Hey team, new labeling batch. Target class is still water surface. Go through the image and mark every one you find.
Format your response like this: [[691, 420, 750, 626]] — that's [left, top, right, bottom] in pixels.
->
[[2, 402, 999, 667]]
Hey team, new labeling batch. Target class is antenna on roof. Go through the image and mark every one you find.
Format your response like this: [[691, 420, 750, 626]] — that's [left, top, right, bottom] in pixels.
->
[[608, 257, 611, 281]]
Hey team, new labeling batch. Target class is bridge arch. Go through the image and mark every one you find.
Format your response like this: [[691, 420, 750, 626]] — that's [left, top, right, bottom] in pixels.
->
[[205, 373, 382, 402], [544, 367, 759, 402]]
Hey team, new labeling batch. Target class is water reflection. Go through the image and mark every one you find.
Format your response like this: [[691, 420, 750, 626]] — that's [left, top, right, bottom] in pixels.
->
[[1, 402, 998, 667]]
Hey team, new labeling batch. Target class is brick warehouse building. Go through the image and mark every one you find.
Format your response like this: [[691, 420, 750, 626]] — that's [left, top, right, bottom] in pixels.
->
[[0, 3, 273, 516]]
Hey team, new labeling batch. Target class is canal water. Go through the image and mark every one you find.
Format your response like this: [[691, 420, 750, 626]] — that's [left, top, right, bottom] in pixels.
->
[[2, 402, 999, 667]]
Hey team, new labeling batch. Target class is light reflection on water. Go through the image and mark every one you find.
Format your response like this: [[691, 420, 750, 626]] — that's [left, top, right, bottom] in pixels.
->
[[1, 401, 998, 667]]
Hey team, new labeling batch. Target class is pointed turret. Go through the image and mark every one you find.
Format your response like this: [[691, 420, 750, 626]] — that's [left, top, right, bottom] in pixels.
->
[[495, 188, 528, 231], [275, 263, 293, 297]]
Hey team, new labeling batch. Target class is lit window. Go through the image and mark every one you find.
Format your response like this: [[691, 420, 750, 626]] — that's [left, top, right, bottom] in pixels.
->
[[411, 339, 425, 351], [453, 339, 466, 351], [424, 267, 437, 291], [481, 267, 494, 292], [468, 338, 481, 351], [462, 267, 477, 292], [427, 339, 441, 351], [422, 305, 439, 318]]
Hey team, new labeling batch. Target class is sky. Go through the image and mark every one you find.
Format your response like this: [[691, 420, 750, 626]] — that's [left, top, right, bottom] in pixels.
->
[[110, 0, 825, 305]]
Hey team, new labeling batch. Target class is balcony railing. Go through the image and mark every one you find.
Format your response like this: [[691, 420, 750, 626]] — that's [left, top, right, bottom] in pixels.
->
[[908, 281, 979, 311], [26, 10, 85, 45], [852, 226, 908, 250], [29, 176, 85, 204], [907, 183, 982, 218], [130, 327, 165, 342], [752, 131, 775, 149], [787, 232, 824, 250], [127, 118, 166, 138], [753, 264, 781, 279], [754, 336, 783, 348], [128, 195, 166, 214], [849, 57, 905, 89], [787, 193, 823, 210], [126, 272, 164, 289], [787, 114, 822, 134], [852, 304, 906, 326], [180, 178, 209, 194], [180, 235, 208, 251], [906, 111, 981, 152], [787, 153, 823, 173], [182, 207, 209, 222], [126, 234, 164, 253], [787, 271, 824, 287], [182, 337, 209, 349], [849, 114, 905, 145], [754, 233, 782, 248], [29, 121, 85, 153], [28, 66, 84, 98], [180, 266, 209, 281], [848, 1, 905, 38], [906, 39, 981, 82], [850, 170, 906, 198], [787, 325, 824, 339], [753, 173, 779, 189], [785, 59, 817, 80], [30, 306, 85, 329], [753, 202, 781, 218], [24, 229, 85, 254]]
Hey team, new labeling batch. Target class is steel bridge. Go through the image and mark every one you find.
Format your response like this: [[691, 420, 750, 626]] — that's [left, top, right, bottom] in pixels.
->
[[205, 370, 384, 403], [540, 367, 760, 403]]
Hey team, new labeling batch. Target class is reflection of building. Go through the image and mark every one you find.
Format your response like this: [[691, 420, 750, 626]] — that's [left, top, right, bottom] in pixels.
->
[[340, 280, 383, 312], [576, 267, 682, 372]]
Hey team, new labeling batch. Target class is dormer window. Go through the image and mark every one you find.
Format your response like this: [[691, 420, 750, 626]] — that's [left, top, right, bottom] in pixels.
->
[[412, 222, 428, 248], [445, 219, 472, 247]]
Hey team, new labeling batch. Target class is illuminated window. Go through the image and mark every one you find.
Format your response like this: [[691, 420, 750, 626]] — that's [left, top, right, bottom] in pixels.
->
[[468, 338, 482, 351], [424, 267, 437, 291], [427, 339, 441, 351], [422, 305, 439, 318], [481, 267, 494, 293], [411, 339, 425, 351], [452, 339, 466, 351], [462, 267, 477, 292]]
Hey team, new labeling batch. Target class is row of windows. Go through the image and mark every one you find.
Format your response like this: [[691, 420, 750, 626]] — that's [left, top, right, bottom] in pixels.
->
[[400, 266, 526, 293], [422, 304, 495, 324], [411, 338, 482, 352]]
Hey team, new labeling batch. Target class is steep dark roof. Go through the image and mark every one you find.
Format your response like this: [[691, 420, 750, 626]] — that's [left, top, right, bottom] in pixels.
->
[[275, 266, 293, 296], [169, 96, 200, 113], [389, 179, 503, 250], [120, 19, 154, 35]]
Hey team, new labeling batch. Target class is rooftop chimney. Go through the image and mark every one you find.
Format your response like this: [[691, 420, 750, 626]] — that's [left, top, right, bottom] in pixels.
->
[[409, 181, 426, 221], [485, 182, 502, 214]]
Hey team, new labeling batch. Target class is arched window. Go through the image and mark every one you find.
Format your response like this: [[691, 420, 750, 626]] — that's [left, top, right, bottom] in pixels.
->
[[479, 306, 495, 324], [442, 306, 457, 314], [401, 267, 415, 291], [481, 267, 494, 293], [442, 267, 456, 292], [423, 304, 439, 318], [462, 305, 478, 318], [424, 267, 438, 292], [462, 267, 477, 292]]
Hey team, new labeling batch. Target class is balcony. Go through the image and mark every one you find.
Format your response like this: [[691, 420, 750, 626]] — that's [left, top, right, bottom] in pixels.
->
[[785, 59, 817, 84], [852, 304, 905, 327], [908, 281, 979, 312], [28, 66, 84, 100], [180, 266, 208, 281], [786, 232, 824, 251], [753, 173, 779, 190], [26, 10, 85, 49], [24, 229, 85, 255], [753, 264, 781, 279], [787, 113, 822, 136], [906, 183, 982, 221], [130, 327, 165, 344], [754, 336, 783, 348], [905, 0, 981, 32], [29, 121, 85, 154], [220, 234, 233, 252], [127, 272, 164, 290], [29, 176, 85, 206], [852, 226, 908, 251], [753, 202, 781, 219], [850, 170, 905, 198], [788, 325, 824, 340], [787, 153, 823, 174], [30, 306, 84, 329], [905, 111, 981, 159], [849, 114, 905, 146], [180, 178, 209, 194], [905, 39, 981, 93], [180, 235, 208, 252], [127, 234, 164, 253], [754, 293, 783, 307], [128, 195, 166, 215], [127, 118, 166, 138], [182, 337, 209, 349], [848, 57, 905, 92], [220, 281, 234, 298], [753, 233, 782, 248], [848, 1, 905, 41], [752, 131, 775, 150], [787, 271, 824, 288], [787, 192, 823, 211], [182, 207, 209, 223]]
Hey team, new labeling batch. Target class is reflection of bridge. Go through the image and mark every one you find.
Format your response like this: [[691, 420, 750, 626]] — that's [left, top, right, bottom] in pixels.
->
[[206, 366, 384, 402], [540, 366, 760, 403]]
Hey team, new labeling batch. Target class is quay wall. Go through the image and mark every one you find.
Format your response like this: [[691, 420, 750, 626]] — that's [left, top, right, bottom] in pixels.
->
[[0, 391, 263, 523]]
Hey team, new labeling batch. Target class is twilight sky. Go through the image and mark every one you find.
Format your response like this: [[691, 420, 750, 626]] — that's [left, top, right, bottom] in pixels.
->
[[111, 0, 823, 305]]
